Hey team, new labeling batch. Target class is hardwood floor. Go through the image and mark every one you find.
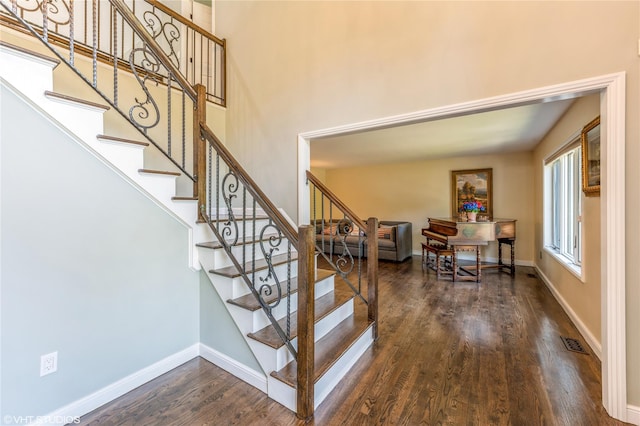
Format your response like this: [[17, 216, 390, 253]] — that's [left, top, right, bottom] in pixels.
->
[[80, 257, 628, 425]]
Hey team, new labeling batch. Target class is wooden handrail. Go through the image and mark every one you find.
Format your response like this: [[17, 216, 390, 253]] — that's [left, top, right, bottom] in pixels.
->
[[143, 0, 226, 46], [109, 0, 197, 101], [199, 122, 298, 244], [307, 171, 379, 343], [193, 84, 207, 206], [306, 171, 367, 232], [296, 225, 315, 421], [366, 217, 379, 341]]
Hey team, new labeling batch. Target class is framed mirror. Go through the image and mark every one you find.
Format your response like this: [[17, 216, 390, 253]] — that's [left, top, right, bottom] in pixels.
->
[[581, 116, 600, 196]]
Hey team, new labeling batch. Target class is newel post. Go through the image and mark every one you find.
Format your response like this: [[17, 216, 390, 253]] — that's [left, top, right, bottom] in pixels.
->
[[297, 225, 315, 420], [366, 217, 379, 340], [193, 84, 207, 220]]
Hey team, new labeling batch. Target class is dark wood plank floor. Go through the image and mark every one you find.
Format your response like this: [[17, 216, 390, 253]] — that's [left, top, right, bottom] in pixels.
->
[[80, 257, 628, 426]]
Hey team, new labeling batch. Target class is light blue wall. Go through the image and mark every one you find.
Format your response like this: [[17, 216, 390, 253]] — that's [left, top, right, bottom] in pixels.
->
[[199, 271, 262, 372], [0, 85, 200, 416]]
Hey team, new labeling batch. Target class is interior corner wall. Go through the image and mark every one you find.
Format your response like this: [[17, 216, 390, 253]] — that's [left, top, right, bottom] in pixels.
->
[[215, 0, 639, 406], [199, 271, 262, 372], [0, 86, 199, 417], [532, 94, 602, 348], [321, 151, 535, 264]]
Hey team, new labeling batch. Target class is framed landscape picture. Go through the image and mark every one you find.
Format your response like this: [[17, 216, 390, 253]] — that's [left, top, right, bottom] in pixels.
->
[[581, 116, 600, 196], [451, 168, 493, 218]]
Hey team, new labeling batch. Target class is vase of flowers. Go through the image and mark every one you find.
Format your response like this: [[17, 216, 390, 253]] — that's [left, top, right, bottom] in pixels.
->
[[460, 200, 486, 222]]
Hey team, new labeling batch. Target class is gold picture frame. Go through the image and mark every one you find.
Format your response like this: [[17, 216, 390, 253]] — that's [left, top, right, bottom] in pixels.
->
[[451, 168, 493, 218], [581, 116, 600, 196]]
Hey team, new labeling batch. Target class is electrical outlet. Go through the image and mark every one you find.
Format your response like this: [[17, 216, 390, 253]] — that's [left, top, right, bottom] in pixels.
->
[[40, 351, 58, 376]]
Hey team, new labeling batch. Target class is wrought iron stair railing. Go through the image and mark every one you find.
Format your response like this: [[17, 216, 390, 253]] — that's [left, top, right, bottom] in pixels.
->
[[2, 0, 379, 418], [0, 0, 225, 105], [198, 122, 315, 418], [0, 0, 223, 187], [306, 170, 379, 339]]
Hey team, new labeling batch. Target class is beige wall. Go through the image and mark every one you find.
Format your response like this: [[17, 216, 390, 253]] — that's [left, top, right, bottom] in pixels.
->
[[320, 151, 534, 263], [533, 95, 602, 345], [216, 0, 640, 406]]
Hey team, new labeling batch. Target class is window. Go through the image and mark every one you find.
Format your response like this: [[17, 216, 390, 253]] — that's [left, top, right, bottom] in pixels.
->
[[546, 145, 582, 268]]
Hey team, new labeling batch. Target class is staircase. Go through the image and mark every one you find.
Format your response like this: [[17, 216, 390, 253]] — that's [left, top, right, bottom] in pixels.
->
[[197, 238, 373, 410], [0, 1, 377, 418]]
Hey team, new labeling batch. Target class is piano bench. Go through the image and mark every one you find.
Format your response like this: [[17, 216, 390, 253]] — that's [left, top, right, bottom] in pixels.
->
[[422, 242, 454, 280]]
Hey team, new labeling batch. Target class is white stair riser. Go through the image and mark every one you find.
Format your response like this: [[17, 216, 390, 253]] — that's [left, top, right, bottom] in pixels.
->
[[213, 261, 300, 300], [267, 376, 296, 412], [206, 217, 285, 240], [314, 299, 354, 342], [312, 326, 374, 409], [249, 297, 355, 372], [247, 339, 295, 377], [267, 325, 375, 412], [207, 238, 296, 270], [43, 96, 105, 142], [94, 141, 146, 178], [0, 45, 56, 99], [221, 274, 336, 334], [193, 223, 216, 245], [134, 173, 178, 204], [165, 200, 200, 226]]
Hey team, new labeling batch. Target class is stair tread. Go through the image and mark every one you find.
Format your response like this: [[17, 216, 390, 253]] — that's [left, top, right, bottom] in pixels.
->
[[172, 196, 197, 201], [196, 232, 291, 250], [0, 40, 60, 66], [247, 282, 355, 349], [44, 90, 110, 111], [270, 301, 371, 387], [138, 168, 181, 177], [97, 134, 149, 147], [228, 269, 335, 311], [197, 215, 269, 224], [209, 252, 298, 278]]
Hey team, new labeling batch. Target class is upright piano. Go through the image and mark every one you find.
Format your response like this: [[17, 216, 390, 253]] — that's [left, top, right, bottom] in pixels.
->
[[422, 217, 516, 281]]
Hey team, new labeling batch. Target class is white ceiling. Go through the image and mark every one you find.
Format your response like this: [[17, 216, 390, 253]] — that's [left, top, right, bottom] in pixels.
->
[[310, 99, 575, 169]]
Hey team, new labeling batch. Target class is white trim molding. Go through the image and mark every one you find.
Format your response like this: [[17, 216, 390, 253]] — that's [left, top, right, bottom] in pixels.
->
[[627, 404, 640, 426], [535, 266, 602, 359], [33, 344, 199, 426], [198, 344, 268, 393], [598, 72, 627, 421], [298, 72, 627, 422]]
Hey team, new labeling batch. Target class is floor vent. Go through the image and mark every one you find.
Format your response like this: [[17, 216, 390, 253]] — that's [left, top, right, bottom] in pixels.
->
[[527, 273, 537, 278], [560, 336, 589, 354]]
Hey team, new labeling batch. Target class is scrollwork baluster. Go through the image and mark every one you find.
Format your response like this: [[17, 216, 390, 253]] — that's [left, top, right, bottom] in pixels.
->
[[128, 46, 161, 132], [221, 170, 239, 245], [143, 9, 180, 69], [334, 218, 355, 276], [257, 222, 284, 311]]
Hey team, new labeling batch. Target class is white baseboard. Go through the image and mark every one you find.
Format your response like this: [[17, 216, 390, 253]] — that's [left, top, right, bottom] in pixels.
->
[[627, 404, 640, 425], [198, 344, 267, 393], [534, 265, 602, 360], [30, 343, 268, 426], [33, 344, 199, 426]]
